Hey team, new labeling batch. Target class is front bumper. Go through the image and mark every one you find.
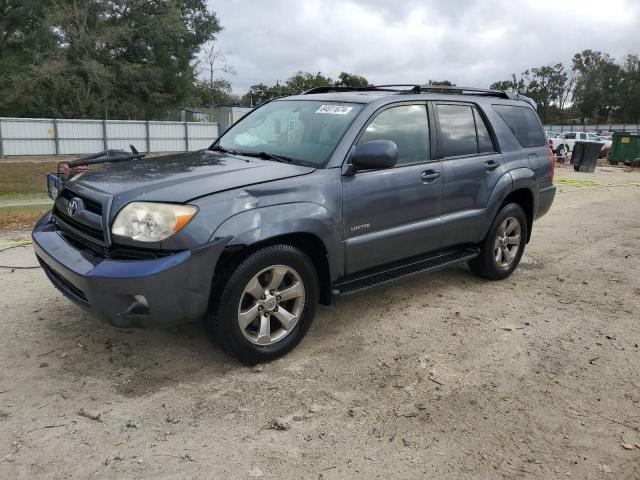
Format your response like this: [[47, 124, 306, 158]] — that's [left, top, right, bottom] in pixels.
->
[[32, 212, 229, 328]]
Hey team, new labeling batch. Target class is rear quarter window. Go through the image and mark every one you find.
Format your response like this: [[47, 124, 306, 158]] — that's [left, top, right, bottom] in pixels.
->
[[493, 104, 546, 148]]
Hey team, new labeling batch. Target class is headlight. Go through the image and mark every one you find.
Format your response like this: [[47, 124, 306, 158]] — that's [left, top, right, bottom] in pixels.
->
[[112, 202, 198, 242]]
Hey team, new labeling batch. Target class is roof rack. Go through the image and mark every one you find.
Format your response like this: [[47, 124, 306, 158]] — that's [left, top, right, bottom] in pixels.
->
[[302, 84, 522, 101]]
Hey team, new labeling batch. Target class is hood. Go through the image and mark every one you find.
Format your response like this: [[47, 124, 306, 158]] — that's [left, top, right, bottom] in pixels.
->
[[71, 150, 315, 205]]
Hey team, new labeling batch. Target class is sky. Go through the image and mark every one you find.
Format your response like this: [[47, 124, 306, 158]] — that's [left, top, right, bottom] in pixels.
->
[[207, 0, 640, 94]]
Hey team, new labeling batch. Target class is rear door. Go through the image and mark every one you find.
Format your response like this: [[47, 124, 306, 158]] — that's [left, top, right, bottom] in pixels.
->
[[342, 103, 443, 274], [435, 102, 503, 247]]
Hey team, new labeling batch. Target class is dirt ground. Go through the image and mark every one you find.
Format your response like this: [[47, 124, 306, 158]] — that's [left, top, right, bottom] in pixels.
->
[[0, 165, 639, 479]]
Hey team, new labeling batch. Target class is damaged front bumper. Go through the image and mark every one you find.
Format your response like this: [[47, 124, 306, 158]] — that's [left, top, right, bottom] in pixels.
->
[[32, 212, 229, 328]]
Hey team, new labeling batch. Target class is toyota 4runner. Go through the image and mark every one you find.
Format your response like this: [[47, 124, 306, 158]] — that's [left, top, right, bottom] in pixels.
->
[[33, 84, 556, 364]]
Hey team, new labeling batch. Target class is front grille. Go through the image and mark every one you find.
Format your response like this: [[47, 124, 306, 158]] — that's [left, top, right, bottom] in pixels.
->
[[53, 210, 105, 247], [53, 187, 106, 249], [38, 257, 89, 305], [58, 229, 106, 256]]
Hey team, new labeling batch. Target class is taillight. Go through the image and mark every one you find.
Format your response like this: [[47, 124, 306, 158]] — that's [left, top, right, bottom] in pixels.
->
[[549, 146, 555, 181], [548, 138, 553, 148]]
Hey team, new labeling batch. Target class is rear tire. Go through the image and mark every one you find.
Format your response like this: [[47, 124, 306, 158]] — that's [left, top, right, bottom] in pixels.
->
[[207, 244, 319, 365], [468, 203, 527, 280]]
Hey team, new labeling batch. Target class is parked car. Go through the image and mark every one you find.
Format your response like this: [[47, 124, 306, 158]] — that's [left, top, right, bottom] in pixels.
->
[[595, 131, 613, 141], [562, 131, 612, 157], [33, 85, 556, 364], [545, 131, 569, 156]]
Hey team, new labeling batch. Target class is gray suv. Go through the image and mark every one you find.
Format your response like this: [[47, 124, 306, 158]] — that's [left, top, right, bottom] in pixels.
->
[[33, 85, 556, 364]]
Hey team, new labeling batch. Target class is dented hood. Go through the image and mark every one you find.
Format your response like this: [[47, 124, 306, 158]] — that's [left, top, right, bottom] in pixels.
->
[[71, 150, 315, 208]]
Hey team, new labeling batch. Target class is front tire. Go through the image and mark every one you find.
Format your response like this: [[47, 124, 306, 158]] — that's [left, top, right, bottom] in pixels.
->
[[468, 203, 527, 280], [207, 244, 319, 365]]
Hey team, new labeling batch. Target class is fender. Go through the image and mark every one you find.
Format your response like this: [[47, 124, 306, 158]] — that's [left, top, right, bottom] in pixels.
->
[[212, 202, 343, 281], [508, 167, 539, 220], [481, 168, 537, 240], [479, 171, 513, 239], [509, 167, 538, 194]]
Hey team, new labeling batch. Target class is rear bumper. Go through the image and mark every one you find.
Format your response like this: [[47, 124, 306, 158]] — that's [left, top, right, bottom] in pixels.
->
[[535, 185, 556, 220], [32, 212, 229, 328]]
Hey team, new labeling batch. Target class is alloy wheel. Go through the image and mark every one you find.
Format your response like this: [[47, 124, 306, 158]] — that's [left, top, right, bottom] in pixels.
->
[[494, 216, 521, 269], [237, 265, 305, 345]]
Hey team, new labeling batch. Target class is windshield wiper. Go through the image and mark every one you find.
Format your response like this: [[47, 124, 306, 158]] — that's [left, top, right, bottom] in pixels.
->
[[209, 145, 240, 155], [210, 147, 298, 164], [240, 151, 296, 163]]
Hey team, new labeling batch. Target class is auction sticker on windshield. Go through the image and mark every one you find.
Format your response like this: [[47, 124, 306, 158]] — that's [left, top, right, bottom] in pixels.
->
[[316, 105, 354, 115]]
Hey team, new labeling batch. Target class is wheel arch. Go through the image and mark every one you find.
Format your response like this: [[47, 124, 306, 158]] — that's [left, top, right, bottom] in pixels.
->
[[500, 188, 534, 243], [215, 232, 333, 305], [212, 204, 340, 306], [484, 169, 536, 244]]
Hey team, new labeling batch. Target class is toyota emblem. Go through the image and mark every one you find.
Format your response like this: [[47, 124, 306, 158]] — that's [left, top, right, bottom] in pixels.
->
[[67, 199, 79, 216]]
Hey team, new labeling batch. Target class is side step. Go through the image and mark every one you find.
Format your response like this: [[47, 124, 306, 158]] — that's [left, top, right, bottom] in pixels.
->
[[333, 247, 479, 296]]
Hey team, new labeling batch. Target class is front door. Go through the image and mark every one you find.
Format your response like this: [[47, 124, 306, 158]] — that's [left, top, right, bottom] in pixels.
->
[[342, 104, 443, 274]]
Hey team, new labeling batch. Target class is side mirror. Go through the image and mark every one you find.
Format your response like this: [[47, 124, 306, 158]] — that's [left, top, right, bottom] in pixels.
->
[[347, 140, 398, 173]]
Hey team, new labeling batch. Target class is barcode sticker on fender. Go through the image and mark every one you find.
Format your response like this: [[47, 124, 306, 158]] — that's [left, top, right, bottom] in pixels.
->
[[316, 105, 354, 115]]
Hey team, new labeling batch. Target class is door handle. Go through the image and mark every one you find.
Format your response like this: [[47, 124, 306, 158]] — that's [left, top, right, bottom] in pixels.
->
[[421, 170, 441, 182], [484, 160, 499, 171]]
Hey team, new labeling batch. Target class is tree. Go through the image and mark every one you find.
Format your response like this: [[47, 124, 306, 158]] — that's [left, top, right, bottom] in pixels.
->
[[619, 54, 640, 123], [490, 66, 573, 122], [243, 83, 286, 106], [197, 42, 235, 110], [0, 0, 222, 119], [571, 49, 622, 123], [521, 65, 572, 121], [190, 79, 235, 108], [284, 71, 333, 95], [337, 72, 369, 87], [242, 71, 334, 106], [0, 0, 53, 110], [490, 74, 525, 92], [428, 80, 456, 86]]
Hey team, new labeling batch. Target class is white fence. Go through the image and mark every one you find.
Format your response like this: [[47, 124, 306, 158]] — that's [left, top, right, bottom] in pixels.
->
[[0, 117, 219, 158], [544, 124, 640, 133]]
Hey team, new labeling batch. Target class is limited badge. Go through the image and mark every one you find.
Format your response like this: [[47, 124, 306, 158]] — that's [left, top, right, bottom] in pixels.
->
[[316, 105, 354, 115]]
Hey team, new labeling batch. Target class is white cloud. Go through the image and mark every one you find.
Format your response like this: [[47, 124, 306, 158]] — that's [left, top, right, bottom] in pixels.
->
[[208, 0, 640, 93]]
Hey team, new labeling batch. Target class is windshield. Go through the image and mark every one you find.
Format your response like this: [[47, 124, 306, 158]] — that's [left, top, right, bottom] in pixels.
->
[[214, 100, 364, 167]]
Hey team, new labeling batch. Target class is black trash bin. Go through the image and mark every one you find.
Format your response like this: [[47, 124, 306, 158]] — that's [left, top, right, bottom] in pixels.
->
[[570, 141, 603, 172]]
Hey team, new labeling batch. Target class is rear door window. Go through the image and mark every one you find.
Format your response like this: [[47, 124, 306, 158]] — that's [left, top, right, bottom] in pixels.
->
[[492, 104, 546, 148], [564, 133, 576, 139], [436, 104, 495, 158]]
